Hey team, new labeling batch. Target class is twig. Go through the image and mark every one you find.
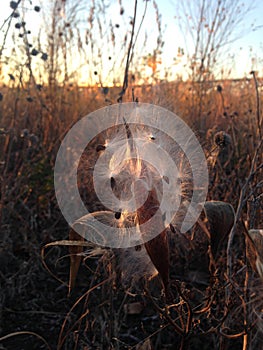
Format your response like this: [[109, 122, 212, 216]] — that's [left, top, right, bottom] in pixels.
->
[[57, 277, 111, 350], [129, 0, 148, 68], [242, 261, 249, 350], [250, 71, 262, 139], [173, 281, 193, 335], [117, 0, 138, 102], [0, 0, 22, 59], [0, 331, 51, 350], [145, 288, 184, 335], [129, 323, 169, 349]]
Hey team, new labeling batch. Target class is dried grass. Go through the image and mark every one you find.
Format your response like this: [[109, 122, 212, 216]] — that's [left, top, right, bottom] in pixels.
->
[[0, 1, 262, 349]]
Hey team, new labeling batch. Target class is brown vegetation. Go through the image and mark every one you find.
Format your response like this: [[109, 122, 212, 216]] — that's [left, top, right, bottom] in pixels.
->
[[0, 0, 262, 349]]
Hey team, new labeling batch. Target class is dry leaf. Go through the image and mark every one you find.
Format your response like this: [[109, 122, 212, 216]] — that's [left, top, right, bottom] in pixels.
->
[[204, 201, 235, 257]]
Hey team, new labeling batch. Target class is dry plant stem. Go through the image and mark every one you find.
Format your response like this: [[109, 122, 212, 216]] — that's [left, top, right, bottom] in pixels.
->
[[0, 331, 51, 350], [172, 281, 193, 334], [242, 222, 250, 350], [228, 263, 251, 347], [117, 0, 138, 102], [145, 289, 184, 336], [62, 260, 109, 350], [250, 71, 262, 139], [244, 178, 263, 203], [129, 324, 169, 350], [242, 267, 249, 350], [0, 94, 19, 226], [129, 0, 148, 68], [193, 291, 216, 315], [0, 0, 22, 60], [226, 139, 263, 297], [57, 277, 111, 350], [20, 19, 51, 115], [219, 329, 248, 339]]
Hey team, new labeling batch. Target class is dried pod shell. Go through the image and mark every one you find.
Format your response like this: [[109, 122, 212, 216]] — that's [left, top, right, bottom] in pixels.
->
[[203, 201, 235, 257], [135, 179, 172, 301]]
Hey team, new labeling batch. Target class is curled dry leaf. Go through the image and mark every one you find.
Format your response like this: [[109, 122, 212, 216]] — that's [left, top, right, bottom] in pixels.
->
[[203, 201, 235, 257]]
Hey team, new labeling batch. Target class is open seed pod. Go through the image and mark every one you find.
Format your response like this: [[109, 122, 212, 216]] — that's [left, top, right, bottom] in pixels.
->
[[68, 209, 139, 294], [68, 201, 235, 297]]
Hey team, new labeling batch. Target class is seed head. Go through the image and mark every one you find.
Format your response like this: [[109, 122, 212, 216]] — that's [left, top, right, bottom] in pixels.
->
[[217, 85, 222, 92]]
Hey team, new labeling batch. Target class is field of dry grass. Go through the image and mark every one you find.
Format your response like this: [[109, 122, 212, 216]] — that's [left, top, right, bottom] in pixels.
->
[[0, 73, 262, 350]]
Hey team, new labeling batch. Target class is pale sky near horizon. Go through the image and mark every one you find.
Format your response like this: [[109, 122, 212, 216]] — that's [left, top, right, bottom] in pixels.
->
[[161, 0, 263, 78], [0, 0, 262, 83]]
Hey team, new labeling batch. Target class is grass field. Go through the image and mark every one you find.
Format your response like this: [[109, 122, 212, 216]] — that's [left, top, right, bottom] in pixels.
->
[[0, 72, 262, 350]]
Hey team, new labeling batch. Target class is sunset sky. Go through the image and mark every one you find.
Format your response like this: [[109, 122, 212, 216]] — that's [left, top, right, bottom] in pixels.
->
[[0, 0, 262, 85]]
